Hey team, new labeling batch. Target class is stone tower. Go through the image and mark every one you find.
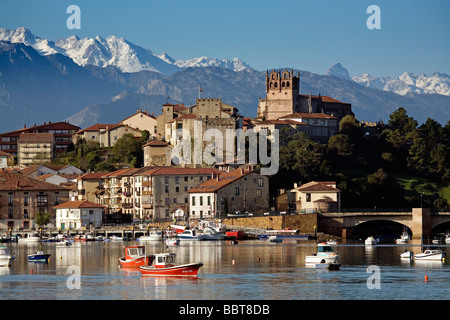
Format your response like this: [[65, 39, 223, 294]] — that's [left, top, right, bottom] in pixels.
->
[[257, 69, 302, 120]]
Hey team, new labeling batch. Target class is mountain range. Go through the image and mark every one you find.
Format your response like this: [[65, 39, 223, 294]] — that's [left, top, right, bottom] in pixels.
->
[[0, 27, 449, 133]]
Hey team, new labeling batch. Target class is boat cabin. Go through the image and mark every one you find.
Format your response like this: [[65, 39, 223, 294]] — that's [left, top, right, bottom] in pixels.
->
[[153, 253, 176, 268], [125, 246, 146, 259], [317, 244, 334, 253]]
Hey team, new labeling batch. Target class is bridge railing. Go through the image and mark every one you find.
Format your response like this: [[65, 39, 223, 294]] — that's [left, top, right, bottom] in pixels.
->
[[339, 208, 413, 213]]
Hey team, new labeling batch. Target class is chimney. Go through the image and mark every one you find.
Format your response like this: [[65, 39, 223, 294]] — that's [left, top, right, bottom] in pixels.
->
[[24, 124, 26, 129]]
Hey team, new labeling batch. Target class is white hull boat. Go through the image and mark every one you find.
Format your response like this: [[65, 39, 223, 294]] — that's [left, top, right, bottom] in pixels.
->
[[139, 231, 162, 241], [400, 250, 414, 259], [179, 229, 204, 241], [268, 235, 282, 243], [414, 249, 445, 261], [0, 246, 15, 267], [365, 236, 377, 245], [305, 243, 340, 264], [18, 234, 41, 243]]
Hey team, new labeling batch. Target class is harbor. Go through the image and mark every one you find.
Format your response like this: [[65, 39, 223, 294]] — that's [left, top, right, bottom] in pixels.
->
[[1, 234, 449, 300]]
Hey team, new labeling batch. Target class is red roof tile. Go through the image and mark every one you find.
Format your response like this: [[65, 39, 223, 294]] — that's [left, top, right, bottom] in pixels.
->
[[53, 200, 104, 209], [188, 168, 253, 193], [0, 170, 70, 191]]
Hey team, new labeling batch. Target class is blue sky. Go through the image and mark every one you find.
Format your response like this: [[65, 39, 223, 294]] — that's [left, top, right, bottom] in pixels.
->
[[1, 0, 449, 77]]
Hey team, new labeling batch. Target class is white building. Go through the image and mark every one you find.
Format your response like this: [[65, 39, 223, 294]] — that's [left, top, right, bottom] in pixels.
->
[[53, 200, 104, 230]]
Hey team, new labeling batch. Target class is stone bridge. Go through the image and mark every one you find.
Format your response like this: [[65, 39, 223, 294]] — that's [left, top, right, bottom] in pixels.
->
[[318, 208, 450, 239]]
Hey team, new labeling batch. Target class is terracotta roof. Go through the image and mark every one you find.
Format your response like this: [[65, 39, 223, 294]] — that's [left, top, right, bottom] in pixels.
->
[[256, 119, 307, 125], [119, 110, 156, 123], [298, 94, 348, 104], [278, 113, 337, 120], [294, 181, 339, 192], [0, 170, 70, 191], [143, 140, 169, 147], [0, 151, 14, 157], [0, 121, 80, 136], [18, 165, 41, 176], [79, 172, 108, 180], [188, 168, 254, 193], [169, 113, 197, 122], [138, 167, 222, 176], [18, 132, 54, 143], [74, 123, 122, 134], [53, 200, 105, 209]]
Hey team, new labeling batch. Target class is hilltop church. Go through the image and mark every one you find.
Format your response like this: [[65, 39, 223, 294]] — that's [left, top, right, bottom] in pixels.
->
[[257, 69, 353, 121]]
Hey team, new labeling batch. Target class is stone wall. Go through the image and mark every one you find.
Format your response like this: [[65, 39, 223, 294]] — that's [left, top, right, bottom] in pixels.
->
[[222, 213, 317, 233]]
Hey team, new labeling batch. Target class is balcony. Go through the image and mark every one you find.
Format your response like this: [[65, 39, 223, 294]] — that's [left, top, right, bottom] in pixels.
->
[[142, 202, 153, 209], [122, 203, 133, 209]]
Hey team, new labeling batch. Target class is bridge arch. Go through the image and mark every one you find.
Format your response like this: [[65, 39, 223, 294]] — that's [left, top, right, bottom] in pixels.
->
[[350, 220, 412, 241]]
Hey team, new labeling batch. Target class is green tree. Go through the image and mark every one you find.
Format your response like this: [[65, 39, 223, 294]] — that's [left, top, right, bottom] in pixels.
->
[[327, 134, 354, 157], [35, 211, 52, 227]]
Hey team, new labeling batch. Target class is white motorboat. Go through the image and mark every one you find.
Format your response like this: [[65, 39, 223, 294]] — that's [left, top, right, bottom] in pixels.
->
[[165, 238, 180, 246], [18, 234, 41, 243], [365, 236, 377, 245], [268, 235, 282, 243], [305, 243, 340, 264], [414, 249, 446, 261], [56, 240, 72, 247], [0, 246, 15, 267], [139, 230, 162, 241], [396, 231, 409, 244], [400, 250, 414, 259], [445, 234, 450, 244], [179, 229, 204, 241], [198, 227, 226, 241], [109, 235, 124, 242]]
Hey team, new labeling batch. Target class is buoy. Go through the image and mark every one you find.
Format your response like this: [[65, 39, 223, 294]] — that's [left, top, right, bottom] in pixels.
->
[[30, 269, 33, 275], [424, 274, 429, 282], [60, 256, 62, 259]]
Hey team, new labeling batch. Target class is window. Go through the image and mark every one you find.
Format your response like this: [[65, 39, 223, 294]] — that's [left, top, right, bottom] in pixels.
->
[[235, 187, 240, 195], [24, 209, 28, 218], [175, 187, 179, 192], [199, 196, 203, 206], [175, 177, 180, 184], [192, 196, 196, 206], [8, 208, 13, 218], [256, 189, 262, 198], [207, 196, 211, 206], [164, 176, 169, 184], [24, 197, 29, 206], [165, 198, 170, 205], [55, 196, 59, 206], [258, 178, 264, 187], [165, 185, 169, 193], [306, 193, 311, 202], [173, 198, 177, 204]]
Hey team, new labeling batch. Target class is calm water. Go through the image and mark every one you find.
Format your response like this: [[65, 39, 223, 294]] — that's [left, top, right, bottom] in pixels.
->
[[0, 239, 449, 300]]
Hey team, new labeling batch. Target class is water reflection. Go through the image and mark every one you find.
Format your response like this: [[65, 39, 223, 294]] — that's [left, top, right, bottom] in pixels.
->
[[0, 239, 448, 300]]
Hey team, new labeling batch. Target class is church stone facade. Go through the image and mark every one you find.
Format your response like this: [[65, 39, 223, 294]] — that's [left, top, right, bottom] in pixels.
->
[[257, 69, 354, 121]]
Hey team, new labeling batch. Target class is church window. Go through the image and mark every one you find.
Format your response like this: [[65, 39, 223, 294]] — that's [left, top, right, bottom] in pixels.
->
[[286, 81, 290, 87], [274, 82, 277, 88], [282, 82, 285, 87]]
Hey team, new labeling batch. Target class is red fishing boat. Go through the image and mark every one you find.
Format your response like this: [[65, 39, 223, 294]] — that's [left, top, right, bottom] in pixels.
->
[[140, 252, 203, 277], [119, 246, 152, 268]]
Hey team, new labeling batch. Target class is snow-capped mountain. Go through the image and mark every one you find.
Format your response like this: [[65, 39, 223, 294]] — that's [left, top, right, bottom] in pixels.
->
[[0, 27, 253, 75], [326, 62, 450, 97], [174, 56, 252, 72]]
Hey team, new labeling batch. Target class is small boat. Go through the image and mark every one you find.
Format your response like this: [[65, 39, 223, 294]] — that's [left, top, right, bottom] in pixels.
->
[[18, 234, 41, 243], [110, 235, 124, 242], [179, 229, 203, 241], [56, 240, 72, 247], [0, 246, 15, 267], [431, 237, 441, 244], [414, 249, 446, 261], [28, 251, 51, 263], [94, 235, 104, 241], [119, 246, 152, 268], [400, 250, 414, 259], [445, 233, 450, 244], [305, 243, 340, 264], [267, 235, 282, 243], [165, 238, 180, 246], [139, 230, 162, 241], [365, 236, 377, 245], [170, 225, 187, 235], [198, 227, 226, 241], [396, 231, 410, 244], [140, 252, 203, 277]]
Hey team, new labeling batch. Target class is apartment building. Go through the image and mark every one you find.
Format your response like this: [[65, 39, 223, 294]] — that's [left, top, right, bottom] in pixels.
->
[[17, 133, 55, 167], [0, 169, 70, 230]]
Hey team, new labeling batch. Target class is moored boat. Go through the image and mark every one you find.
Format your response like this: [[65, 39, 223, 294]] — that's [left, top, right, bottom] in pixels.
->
[[400, 250, 414, 259], [138, 230, 162, 241], [28, 251, 51, 263], [110, 235, 124, 242], [268, 235, 282, 243], [305, 243, 340, 264], [414, 249, 446, 261], [179, 229, 203, 241], [365, 236, 377, 245], [170, 225, 187, 235], [0, 246, 15, 267], [165, 238, 180, 246], [140, 252, 203, 277], [198, 227, 225, 241], [18, 234, 41, 244], [119, 246, 152, 268]]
